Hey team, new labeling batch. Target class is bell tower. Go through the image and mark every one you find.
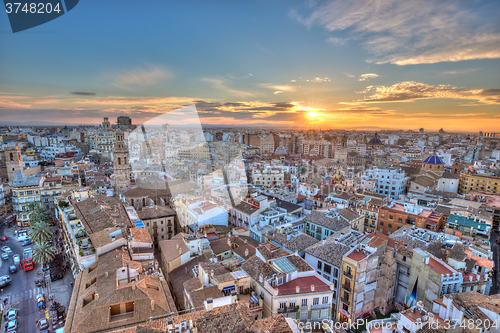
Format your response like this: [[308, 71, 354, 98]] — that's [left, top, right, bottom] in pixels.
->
[[113, 131, 130, 194], [5, 143, 23, 183]]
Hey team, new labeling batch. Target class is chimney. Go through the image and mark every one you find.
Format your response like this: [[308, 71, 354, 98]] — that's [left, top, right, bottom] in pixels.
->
[[244, 239, 247, 244], [176, 243, 179, 249], [205, 298, 213, 311], [211, 269, 214, 277], [230, 290, 237, 304], [330, 283, 334, 290], [259, 274, 263, 283], [469, 276, 472, 282], [95, 293, 99, 300], [227, 238, 231, 246], [245, 248, 249, 257], [151, 299, 155, 310], [311, 284, 315, 292], [104, 271, 108, 278], [296, 286, 300, 293], [476, 274, 480, 280], [179, 248, 182, 255], [132, 281, 136, 290]]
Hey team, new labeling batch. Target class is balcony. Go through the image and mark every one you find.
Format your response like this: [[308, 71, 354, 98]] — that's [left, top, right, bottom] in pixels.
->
[[311, 303, 330, 310], [300, 305, 309, 310], [341, 297, 350, 305], [343, 271, 353, 279], [342, 284, 351, 292]]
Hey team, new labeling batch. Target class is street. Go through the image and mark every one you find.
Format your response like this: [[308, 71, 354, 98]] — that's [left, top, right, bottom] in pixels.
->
[[0, 220, 74, 333]]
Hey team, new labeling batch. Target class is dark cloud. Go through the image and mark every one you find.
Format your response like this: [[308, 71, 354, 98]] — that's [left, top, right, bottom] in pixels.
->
[[71, 92, 97, 96]]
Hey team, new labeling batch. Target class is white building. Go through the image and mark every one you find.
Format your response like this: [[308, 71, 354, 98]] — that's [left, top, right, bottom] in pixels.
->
[[361, 167, 407, 199]]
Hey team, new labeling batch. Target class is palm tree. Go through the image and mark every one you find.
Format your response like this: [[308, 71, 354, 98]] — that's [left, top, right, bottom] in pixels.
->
[[29, 221, 53, 244], [32, 241, 56, 266], [28, 202, 51, 225]]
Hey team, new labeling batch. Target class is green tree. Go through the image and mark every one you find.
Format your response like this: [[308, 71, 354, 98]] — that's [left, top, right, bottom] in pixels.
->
[[28, 221, 53, 244], [27, 202, 51, 225], [32, 241, 56, 265]]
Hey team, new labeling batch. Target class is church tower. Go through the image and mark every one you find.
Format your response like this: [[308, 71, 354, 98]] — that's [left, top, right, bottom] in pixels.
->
[[5, 143, 23, 183], [113, 131, 130, 195]]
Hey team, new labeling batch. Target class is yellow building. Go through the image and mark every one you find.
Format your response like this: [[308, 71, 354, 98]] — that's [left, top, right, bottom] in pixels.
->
[[460, 173, 499, 195]]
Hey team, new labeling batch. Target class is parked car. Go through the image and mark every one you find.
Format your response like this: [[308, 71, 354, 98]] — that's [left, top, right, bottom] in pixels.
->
[[38, 318, 49, 330], [0, 276, 12, 288], [1, 236, 7, 241], [1, 246, 12, 254], [9, 265, 17, 273], [22, 239, 32, 246], [2, 253, 9, 260], [6, 309, 17, 321], [5, 319, 17, 332], [13, 254, 20, 266]]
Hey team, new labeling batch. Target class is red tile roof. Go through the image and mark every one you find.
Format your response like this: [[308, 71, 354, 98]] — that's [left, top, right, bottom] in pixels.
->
[[275, 276, 331, 296]]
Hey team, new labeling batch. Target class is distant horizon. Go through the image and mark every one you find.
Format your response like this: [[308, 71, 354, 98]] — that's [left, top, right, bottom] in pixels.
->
[[1, 1, 499, 132]]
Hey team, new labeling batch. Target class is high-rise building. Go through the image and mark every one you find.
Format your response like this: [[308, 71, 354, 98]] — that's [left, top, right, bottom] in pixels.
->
[[112, 131, 131, 194], [5, 143, 23, 183]]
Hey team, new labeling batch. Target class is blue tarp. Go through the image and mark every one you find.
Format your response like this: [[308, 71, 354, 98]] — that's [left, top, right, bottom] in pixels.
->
[[134, 220, 145, 228]]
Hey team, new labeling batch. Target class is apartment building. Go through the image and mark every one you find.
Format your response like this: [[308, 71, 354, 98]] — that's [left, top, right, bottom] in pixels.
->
[[355, 196, 384, 233], [378, 202, 444, 235], [64, 247, 176, 333], [241, 244, 335, 324], [361, 168, 407, 199], [460, 173, 500, 195], [304, 210, 356, 240], [252, 167, 284, 187], [407, 248, 463, 310], [337, 231, 401, 323], [11, 171, 42, 226], [304, 231, 364, 317]]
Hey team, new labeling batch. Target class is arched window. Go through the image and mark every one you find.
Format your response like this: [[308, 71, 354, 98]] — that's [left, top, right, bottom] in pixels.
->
[[118, 157, 121, 165], [10, 153, 14, 161]]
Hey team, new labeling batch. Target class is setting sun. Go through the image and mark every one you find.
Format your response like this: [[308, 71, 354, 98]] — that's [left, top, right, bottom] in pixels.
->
[[307, 111, 321, 119]]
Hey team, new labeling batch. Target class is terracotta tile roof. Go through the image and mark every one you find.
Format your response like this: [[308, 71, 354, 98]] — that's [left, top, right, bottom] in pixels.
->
[[446, 292, 500, 325], [305, 237, 351, 267], [131, 227, 153, 244], [256, 243, 291, 261], [88, 227, 126, 249], [304, 210, 351, 231], [141, 301, 284, 333], [209, 237, 232, 255], [137, 205, 175, 220], [64, 248, 176, 333], [266, 231, 319, 253], [73, 195, 133, 234], [275, 275, 331, 296], [189, 286, 222, 308], [241, 257, 277, 281], [168, 256, 209, 310], [158, 238, 189, 263]]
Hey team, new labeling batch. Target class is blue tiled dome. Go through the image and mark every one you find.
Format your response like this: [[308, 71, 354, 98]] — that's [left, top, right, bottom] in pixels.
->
[[423, 155, 445, 164]]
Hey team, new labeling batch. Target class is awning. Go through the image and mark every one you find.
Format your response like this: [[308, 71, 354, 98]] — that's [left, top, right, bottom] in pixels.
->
[[223, 285, 235, 291], [250, 295, 258, 303]]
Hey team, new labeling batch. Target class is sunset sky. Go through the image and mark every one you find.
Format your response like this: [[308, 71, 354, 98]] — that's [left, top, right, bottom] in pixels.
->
[[0, 0, 499, 132]]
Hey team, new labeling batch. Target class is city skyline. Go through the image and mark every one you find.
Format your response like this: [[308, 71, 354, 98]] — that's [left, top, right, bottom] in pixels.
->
[[1, 0, 499, 131]]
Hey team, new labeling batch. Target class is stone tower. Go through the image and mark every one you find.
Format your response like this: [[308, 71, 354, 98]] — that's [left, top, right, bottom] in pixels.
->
[[113, 131, 130, 195], [5, 143, 23, 183]]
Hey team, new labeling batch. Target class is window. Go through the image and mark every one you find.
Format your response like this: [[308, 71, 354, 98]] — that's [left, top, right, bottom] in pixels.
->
[[388, 223, 392, 229], [333, 268, 339, 277], [380, 221, 384, 226], [322, 296, 329, 304], [389, 215, 393, 220], [313, 297, 319, 305], [381, 213, 385, 218], [403, 256, 406, 262], [301, 298, 308, 307], [279, 301, 286, 309], [324, 264, 331, 275], [289, 300, 296, 308], [317, 261, 322, 270], [398, 218, 402, 223]]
